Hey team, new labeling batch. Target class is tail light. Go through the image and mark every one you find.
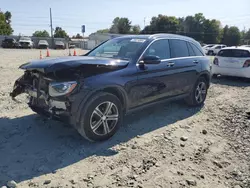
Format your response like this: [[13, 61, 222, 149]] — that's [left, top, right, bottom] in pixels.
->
[[243, 60, 250, 68], [213, 57, 219, 65]]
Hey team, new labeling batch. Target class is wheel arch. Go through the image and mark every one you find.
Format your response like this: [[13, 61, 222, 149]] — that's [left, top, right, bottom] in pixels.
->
[[74, 85, 128, 126], [198, 71, 211, 88]]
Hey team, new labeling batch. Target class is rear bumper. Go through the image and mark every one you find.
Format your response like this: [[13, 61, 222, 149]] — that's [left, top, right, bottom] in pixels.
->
[[212, 65, 250, 78]]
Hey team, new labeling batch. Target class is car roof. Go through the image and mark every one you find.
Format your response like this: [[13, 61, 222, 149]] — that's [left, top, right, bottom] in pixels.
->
[[220, 46, 250, 52], [212, 44, 226, 47], [115, 33, 200, 45], [4, 37, 15, 40]]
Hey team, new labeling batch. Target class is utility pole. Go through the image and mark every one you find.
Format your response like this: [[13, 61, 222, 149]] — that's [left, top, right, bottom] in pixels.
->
[[50, 8, 54, 48], [144, 17, 146, 28]]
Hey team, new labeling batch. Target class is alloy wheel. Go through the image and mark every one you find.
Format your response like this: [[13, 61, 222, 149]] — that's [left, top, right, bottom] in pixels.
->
[[90, 101, 119, 136], [195, 82, 207, 103]]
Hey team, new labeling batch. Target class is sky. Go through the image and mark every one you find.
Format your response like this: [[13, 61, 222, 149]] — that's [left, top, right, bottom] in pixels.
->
[[1, 0, 250, 37]]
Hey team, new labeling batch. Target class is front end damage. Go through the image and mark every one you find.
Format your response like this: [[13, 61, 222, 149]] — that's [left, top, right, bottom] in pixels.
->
[[10, 71, 76, 120], [10, 56, 129, 122]]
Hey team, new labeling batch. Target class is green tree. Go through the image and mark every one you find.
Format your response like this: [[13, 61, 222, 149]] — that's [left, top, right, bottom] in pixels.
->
[[0, 10, 13, 35], [109, 17, 132, 34], [245, 29, 250, 40], [221, 25, 229, 44], [96, 28, 109, 33], [74, 33, 83, 39], [223, 26, 241, 46], [32, 30, 50, 37], [54, 27, 69, 38], [203, 19, 222, 44], [182, 13, 206, 42], [130, 25, 141, 34], [141, 14, 180, 34]]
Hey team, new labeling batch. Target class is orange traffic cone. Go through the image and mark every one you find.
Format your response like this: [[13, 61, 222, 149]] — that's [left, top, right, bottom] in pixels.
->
[[40, 50, 42, 59], [68, 49, 72, 56], [73, 49, 77, 56], [46, 48, 50, 57]]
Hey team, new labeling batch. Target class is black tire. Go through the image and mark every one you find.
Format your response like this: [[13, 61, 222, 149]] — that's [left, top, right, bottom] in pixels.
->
[[185, 77, 208, 106], [76, 92, 123, 142], [208, 51, 214, 56], [212, 74, 218, 78]]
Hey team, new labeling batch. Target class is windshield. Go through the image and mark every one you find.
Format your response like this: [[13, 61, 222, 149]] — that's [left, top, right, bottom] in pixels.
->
[[20, 37, 31, 41], [87, 37, 147, 60], [204, 45, 214, 48], [55, 41, 64, 45], [39, 40, 47, 43]]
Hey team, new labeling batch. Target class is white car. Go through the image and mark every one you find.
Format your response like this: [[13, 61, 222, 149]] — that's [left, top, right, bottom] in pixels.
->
[[18, 36, 34, 48], [212, 47, 250, 78], [38, 40, 49, 49], [207, 44, 227, 56], [203, 44, 216, 54], [241, 45, 250, 48]]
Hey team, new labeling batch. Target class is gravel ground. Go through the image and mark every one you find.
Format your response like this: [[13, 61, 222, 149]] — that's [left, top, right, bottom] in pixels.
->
[[0, 49, 250, 188]]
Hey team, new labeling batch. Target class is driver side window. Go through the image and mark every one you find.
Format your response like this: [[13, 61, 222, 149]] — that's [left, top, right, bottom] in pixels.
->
[[144, 39, 170, 60]]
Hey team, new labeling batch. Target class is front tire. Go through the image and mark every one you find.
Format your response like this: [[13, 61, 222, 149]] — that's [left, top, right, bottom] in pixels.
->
[[76, 92, 123, 142], [185, 77, 208, 106]]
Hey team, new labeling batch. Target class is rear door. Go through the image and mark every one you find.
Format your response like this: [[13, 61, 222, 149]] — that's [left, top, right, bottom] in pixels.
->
[[168, 39, 202, 94], [217, 49, 250, 68]]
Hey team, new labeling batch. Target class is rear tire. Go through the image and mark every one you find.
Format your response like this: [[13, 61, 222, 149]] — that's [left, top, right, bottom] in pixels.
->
[[185, 77, 208, 106], [76, 92, 123, 142], [208, 51, 214, 56]]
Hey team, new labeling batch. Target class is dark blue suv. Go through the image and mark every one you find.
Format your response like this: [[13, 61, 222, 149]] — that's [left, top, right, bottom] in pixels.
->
[[10, 34, 211, 141]]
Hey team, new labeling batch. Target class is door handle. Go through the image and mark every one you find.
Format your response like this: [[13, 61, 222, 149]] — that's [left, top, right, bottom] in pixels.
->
[[167, 62, 175, 67], [193, 60, 199, 64]]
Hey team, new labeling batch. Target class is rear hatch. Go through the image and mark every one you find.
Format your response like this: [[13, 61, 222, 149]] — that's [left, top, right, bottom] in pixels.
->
[[217, 49, 250, 68]]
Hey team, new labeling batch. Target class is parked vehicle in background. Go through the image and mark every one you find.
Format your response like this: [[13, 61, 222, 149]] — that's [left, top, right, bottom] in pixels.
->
[[241, 45, 250, 48], [54, 41, 65, 49], [18, 36, 33, 49], [1, 37, 19, 48], [207, 44, 227, 55], [38, 40, 49, 49], [202, 44, 215, 54], [10, 34, 211, 141], [212, 47, 250, 78]]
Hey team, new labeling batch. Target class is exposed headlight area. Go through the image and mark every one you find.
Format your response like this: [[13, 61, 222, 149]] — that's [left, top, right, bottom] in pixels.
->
[[49, 81, 77, 97]]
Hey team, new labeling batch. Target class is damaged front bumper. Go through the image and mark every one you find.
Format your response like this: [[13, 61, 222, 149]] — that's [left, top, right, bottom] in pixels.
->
[[10, 72, 72, 120]]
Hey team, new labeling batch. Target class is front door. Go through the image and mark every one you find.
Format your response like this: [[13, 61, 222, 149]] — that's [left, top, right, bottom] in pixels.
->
[[130, 39, 180, 107]]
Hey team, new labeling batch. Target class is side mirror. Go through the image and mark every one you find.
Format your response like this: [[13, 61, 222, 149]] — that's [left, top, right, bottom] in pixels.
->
[[140, 55, 161, 65]]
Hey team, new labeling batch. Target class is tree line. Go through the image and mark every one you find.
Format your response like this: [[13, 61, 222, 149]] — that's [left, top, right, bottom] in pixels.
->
[[1, 9, 250, 46], [96, 14, 250, 46]]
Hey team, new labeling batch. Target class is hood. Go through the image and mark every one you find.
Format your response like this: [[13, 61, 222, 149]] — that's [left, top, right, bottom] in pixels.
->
[[19, 39, 32, 43], [19, 56, 129, 73]]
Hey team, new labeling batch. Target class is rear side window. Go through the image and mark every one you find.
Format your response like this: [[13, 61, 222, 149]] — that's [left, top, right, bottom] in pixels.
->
[[187, 43, 196, 56], [218, 49, 250, 58], [169, 39, 189, 58], [188, 42, 204, 56]]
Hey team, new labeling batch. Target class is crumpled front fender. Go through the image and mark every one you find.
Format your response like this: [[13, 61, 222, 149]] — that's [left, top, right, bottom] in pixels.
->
[[10, 73, 31, 99]]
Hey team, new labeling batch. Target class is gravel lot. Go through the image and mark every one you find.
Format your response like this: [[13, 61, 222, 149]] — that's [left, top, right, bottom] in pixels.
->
[[0, 49, 250, 188]]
